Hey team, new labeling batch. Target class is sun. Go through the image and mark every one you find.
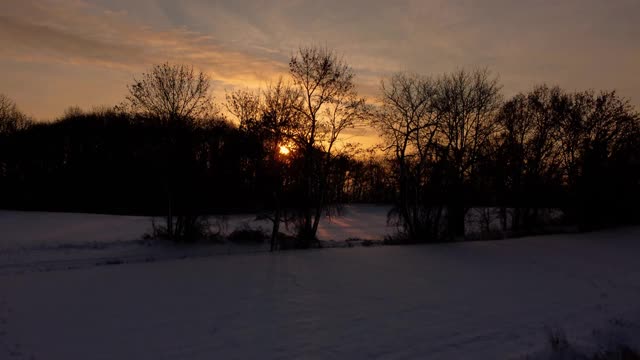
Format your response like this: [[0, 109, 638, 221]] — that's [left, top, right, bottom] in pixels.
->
[[279, 145, 290, 156]]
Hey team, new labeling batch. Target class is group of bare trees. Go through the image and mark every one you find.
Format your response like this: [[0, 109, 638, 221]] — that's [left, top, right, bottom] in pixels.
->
[[374, 69, 640, 242], [119, 63, 220, 241], [287, 46, 368, 245], [1, 45, 639, 246], [496, 86, 640, 231], [111, 47, 368, 246], [222, 47, 369, 248], [373, 69, 503, 241]]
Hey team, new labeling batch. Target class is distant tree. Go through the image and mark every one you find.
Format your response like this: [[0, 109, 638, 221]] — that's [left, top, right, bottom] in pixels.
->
[[261, 78, 302, 148], [288, 45, 367, 245], [341, 148, 394, 203], [0, 94, 31, 134], [259, 78, 303, 250], [432, 68, 502, 239], [225, 88, 262, 131], [0, 94, 31, 188], [495, 85, 565, 231], [373, 72, 442, 241], [226, 79, 305, 250], [556, 90, 640, 227], [124, 63, 216, 241], [125, 63, 214, 126]]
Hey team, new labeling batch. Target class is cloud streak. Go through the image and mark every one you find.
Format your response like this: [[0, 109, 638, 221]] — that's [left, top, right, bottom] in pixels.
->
[[1, 0, 639, 120], [0, 0, 287, 89]]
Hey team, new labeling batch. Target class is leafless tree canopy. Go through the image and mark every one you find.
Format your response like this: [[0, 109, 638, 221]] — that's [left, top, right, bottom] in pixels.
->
[[497, 85, 564, 184], [374, 69, 503, 240], [376, 73, 438, 159], [125, 63, 214, 125], [373, 73, 441, 239], [3, 46, 639, 246], [288, 46, 368, 242], [289, 46, 365, 150], [556, 89, 638, 186], [434, 68, 503, 179], [261, 78, 303, 147], [0, 94, 30, 134], [225, 88, 261, 130]]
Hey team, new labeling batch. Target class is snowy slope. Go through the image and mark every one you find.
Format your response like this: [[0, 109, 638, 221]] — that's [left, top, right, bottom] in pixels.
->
[[1, 227, 639, 359]]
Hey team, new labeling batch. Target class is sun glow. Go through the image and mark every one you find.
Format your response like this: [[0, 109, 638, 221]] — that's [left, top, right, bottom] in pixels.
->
[[279, 145, 291, 156]]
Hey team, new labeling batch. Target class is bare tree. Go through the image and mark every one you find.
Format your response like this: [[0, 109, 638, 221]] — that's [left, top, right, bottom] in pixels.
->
[[260, 78, 303, 250], [433, 68, 502, 239], [288, 45, 367, 245], [557, 90, 638, 188], [125, 63, 214, 126], [556, 90, 640, 227], [262, 78, 302, 145], [223, 79, 304, 250], [124, 63, 215, 241], [373, 73, 441, 240], [225, 88, 262, 131], [0, 94, 29, 182], [496, 85, 564, 231], [0, 94, 30, 134]]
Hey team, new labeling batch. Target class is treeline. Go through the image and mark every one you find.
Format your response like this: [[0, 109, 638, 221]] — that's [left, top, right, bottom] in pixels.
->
[[0, 106, 387, 214], [1, 46, 639, 245], [375, 72, 640, 241]]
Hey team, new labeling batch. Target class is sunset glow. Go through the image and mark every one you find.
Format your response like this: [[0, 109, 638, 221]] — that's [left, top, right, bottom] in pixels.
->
[[1, 0, 639, 124], [279, 145, 290, 156]]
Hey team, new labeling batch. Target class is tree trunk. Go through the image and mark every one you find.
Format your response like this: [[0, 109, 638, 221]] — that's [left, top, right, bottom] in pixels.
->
[[270, 191, 281, 252]]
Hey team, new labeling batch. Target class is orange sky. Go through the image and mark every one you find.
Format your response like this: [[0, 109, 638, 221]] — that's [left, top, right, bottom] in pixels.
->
[[1, 0, 639, 134]]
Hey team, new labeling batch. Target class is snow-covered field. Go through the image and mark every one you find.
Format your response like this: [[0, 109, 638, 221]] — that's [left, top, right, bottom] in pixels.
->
[[1, 208, 639, 359], [0, 206, 394, 272], [0, 205, 394, 252]]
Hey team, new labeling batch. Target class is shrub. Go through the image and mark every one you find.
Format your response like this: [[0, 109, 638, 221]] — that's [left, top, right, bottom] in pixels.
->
[[545, 326, 570, 353], [277, 232, 298, 250], [227, 226, 267, 244], [148, 216, 226, 243], [592, 345, 640, 360], [533, 325, 640, 360]]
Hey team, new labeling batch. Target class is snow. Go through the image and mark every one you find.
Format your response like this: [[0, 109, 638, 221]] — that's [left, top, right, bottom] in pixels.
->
[[0, 210, 150, 251], [1, 207, 640, 359], [0, 205, 395, 253], [0, 205, 566, 254], [316, 204, 392, 241]]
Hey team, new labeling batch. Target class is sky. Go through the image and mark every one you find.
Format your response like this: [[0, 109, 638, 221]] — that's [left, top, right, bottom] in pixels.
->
[[1, 0, 639, 123]]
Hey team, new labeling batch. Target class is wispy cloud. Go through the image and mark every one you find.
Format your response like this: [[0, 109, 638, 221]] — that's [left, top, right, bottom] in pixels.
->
[[1, 0, 639, 120], [0, 0, 287, 87]]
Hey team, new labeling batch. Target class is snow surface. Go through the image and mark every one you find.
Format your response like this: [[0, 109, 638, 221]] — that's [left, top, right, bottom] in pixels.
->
[[1, 211, 639, 359], [0, 205, 395, 253], [0, 210, 150, 251]]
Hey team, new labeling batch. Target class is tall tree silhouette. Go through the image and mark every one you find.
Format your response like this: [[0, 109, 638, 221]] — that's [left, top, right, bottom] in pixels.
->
[[288, 46, 367, 246], [124, 63, 216, 241], [374, 73, 442, 241], [557, 90, 640, 227], [495, 85, 564, 232], [260, 79, 303, 250], [433, 69, 502, 239]]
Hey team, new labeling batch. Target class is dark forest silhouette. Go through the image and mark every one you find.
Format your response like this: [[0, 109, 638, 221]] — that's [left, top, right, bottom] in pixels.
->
[[1, 46, 639, 247]]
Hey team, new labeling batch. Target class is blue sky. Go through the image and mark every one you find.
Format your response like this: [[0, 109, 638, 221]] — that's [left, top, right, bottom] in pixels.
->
[[1, 0, 639, 120]]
